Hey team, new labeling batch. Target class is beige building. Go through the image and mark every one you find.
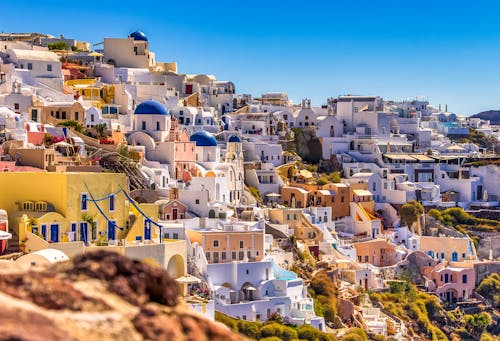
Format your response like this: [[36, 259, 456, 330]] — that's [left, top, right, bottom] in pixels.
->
[[103, 31, 155, 68]]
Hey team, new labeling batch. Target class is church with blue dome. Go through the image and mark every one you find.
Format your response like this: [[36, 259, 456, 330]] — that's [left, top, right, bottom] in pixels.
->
[[133, 100, 171, 141], [190, 130, 218, 147], [134, 100, 169, 116]]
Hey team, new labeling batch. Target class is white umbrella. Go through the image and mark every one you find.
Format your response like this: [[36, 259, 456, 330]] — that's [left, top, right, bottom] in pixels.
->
[[175, 274, 201, 284]]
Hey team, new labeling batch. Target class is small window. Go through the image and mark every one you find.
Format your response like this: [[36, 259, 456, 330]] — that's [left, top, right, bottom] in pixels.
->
[[142, 121, 146, 130], [206, 252, 210, 260], [213, 240, 219, 247], [365, 256, 369, 262], [173, 232, 178, 239], [81, 193, 88, 211], [239, 241, 244, 248], [195, 199, 200, 204], [47, 64, 52, 72], [109, 194, 115, 212], [462, 253, 466, 259], [221, 252, 226, 260], [232, 251, 236, 260], [462, 275, 467, 284], [14, 103, 19, 110], [156, 121, 160, 130], [27, 63, 32, 70], [246, 269, 249, 275], [23, 201, 34, 211], [239, 251, 244, 260]]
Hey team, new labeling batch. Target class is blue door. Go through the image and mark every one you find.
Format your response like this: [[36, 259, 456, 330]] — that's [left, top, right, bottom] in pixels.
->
[[144, 220, 151, 240], [108, 221, 116, 240], [41, 225, 47, 240], [452, 252, 458, 262], [80, 222, 88, 245], [50, 224, 59, 242]]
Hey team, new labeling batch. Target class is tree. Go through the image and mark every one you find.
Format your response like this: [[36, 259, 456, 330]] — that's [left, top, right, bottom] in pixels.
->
[[399, 200, 424, 234], [47, 41, 69, 50], [94, 123, 107, 138]]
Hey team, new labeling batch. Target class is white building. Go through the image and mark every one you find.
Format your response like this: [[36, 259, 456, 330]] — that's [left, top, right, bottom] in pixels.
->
[[209, 260, 325, 331]]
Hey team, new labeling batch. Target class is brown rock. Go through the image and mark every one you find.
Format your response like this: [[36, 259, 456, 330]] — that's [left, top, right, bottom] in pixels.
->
[[0, 306, 75, 341]]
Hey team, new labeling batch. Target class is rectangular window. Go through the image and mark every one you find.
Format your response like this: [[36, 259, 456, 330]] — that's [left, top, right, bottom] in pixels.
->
[[239, 251, 244, 260], [27, 63, 32, 70], [109, 194, 115, 212], [195, 199, 200, 204], [239, 241, 244, 248], [232, 251, 236, 260], [81, 193, 88, 211], [47, 64, 52, 72], [156, 121, 160, 130], [142, 121, 146, 130], [14, 103, 19, 110], [462, 253, 466, 259], [213, 240, 219, 247], [365, 256, 369, 262], [462, 275, 467, 284], [221, 252, 226, 260], [173, 232, 178, 239], [293, 213, 297, 220]]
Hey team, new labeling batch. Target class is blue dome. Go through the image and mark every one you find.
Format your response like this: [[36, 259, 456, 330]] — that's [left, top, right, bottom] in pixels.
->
[[190, 130, 217, 147], [228, 135, 241, 143], [129, 31, 148, 41], [134, 100, 168, 115]]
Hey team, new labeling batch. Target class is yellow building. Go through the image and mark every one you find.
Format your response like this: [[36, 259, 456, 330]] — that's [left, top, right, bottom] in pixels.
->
[[0, 172, 160, 248], [65, 78, 116, 108]]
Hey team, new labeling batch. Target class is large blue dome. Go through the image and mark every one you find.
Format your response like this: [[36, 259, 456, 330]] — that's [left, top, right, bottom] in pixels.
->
[[190, 130, 217, 147], [129, 31, 148, 41], [134, 100, 168, 115], [228, 134, 241, 143]]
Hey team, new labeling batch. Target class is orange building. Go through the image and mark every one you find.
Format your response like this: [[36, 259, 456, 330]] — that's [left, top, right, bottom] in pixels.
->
[[187, 225, 264, 264], [280, 186, 309, 208], [352, 240, 402, 267]]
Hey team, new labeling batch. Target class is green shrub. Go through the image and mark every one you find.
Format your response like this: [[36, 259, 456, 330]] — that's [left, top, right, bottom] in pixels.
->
[[259, 337, 283, 341], [476, 273, 500, 308], [58, 120, 84, 133], [259, 322, 298, 341], [297, 324, 336, 341], [237, 320, 260, 339]]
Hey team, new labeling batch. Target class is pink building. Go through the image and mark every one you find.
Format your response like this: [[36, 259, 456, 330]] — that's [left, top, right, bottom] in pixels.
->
[[26, 122, 46, 146], [159, 199, 188, 220], [426, 262, 475, 303], [165, 118, 197, 180]]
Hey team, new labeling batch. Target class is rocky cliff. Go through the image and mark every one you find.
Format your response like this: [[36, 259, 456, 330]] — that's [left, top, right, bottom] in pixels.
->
[[0, 250, 246, 341]]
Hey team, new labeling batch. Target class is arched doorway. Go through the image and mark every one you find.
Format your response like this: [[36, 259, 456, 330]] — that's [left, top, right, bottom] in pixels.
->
[[208, 209, 216, 218], [166, 254, 185, 279]]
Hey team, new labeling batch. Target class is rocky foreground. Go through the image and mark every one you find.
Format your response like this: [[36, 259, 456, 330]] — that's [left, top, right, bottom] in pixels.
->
[[0, 250, 246, 341]]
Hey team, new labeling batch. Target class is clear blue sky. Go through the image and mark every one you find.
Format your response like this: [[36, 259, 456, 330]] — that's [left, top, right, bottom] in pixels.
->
[[3, 0, 500, 114]]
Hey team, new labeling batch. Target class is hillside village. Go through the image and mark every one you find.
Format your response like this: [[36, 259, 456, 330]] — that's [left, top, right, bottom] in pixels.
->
[[0, 31, 498, 340]]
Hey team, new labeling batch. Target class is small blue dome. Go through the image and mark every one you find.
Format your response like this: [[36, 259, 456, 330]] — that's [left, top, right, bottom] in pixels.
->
[[129, 31, 148, 41], [190, 130, 217, 147], [228, 135, 241, 143], [134, 100, 168, 115]]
